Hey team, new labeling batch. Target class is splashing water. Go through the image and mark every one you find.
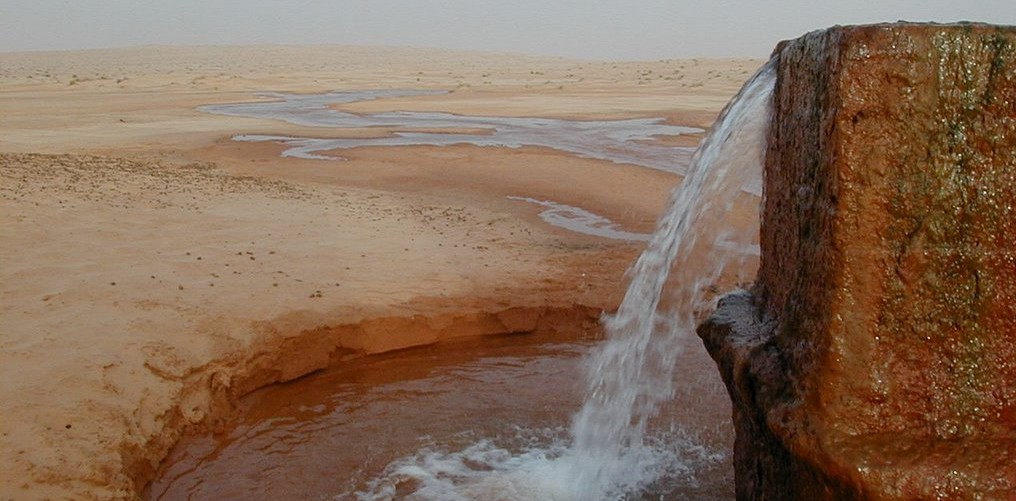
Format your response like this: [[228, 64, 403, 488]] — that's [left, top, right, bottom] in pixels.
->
[[353, 60, 776, 500], [564, 58, 775, 500]]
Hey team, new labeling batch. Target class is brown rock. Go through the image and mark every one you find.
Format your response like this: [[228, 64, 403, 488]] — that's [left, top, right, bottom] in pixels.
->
[[699, 23, 1016, 500]]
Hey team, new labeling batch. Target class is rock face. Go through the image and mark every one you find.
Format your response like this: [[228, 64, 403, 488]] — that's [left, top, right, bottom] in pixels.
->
[[699, 23, 1016, 499]]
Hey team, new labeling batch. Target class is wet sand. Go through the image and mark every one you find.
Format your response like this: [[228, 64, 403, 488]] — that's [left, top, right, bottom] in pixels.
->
[[0, 45, 762, 499]]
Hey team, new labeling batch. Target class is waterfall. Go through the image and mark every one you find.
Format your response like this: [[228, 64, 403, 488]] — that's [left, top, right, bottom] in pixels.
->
[[351, 59, 777, 501], [564, 59, 776, 499]]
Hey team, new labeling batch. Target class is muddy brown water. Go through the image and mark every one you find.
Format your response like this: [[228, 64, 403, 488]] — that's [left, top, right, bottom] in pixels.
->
[[144, 329, 734, 500]]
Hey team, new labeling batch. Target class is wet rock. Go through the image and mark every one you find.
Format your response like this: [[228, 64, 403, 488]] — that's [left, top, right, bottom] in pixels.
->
[[699, 23, 1016, 500]]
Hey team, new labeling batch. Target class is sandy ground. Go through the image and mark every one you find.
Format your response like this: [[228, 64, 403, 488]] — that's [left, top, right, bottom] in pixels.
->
[[0, 45, 762, 499]]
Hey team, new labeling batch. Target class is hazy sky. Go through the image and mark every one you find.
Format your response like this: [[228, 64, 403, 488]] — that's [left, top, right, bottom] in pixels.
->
[[1, 1, 1013, 59]]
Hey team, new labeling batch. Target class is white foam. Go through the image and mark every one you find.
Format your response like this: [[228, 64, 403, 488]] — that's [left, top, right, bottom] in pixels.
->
[[349, 430, 724, 501]]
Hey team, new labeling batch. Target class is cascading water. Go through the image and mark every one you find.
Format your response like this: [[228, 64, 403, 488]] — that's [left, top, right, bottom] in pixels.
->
[[351, 59, 777, 500], [563, 58, 775, 500]]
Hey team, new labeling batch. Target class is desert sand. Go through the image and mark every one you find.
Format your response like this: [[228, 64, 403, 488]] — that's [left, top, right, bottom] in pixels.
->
[[0, 45, 762, 499]]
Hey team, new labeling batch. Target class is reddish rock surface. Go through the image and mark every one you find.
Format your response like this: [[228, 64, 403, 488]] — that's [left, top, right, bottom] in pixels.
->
[[699, 23, 1016, 500]]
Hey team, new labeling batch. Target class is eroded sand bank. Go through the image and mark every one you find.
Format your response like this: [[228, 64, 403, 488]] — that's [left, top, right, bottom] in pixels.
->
[[0, 45, 761, 499]]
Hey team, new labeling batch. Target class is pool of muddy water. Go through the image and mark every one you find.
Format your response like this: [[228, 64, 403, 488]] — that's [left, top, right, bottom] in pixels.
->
[[145, 331, 734, 500]]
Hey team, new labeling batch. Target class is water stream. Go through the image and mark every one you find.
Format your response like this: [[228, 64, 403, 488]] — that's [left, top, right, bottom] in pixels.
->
[[565, 59, 774, 499], [198, 90, 702, 173], [506, 196, 651, 242], [156, 60, 776, 500], [199, 86, 762, 242]]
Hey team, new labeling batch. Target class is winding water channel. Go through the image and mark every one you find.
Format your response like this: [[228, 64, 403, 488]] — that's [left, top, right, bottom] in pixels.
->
[[199, 89, 702, 173], [199, 90, 760, 243]]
